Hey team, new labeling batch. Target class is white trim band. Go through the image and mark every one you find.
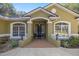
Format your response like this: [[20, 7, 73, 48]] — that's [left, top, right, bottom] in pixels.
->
[[0, 34, 10, 37]]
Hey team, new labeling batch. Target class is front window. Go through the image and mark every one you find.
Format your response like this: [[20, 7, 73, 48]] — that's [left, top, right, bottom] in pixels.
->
[[55, 23, 69, 35], [11, 23, 26, 38]]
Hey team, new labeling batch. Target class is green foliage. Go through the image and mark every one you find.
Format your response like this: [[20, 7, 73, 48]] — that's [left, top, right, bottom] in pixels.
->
[[0, 3, 16, 16], [69, 36, 79, 47], [61, 3, 79, 13], [61, 40, 70, 48], [16, 11, 26, 17], [0, 3, 26, 17], [10, 40, 18, 48], [61, 36, 79, 48]]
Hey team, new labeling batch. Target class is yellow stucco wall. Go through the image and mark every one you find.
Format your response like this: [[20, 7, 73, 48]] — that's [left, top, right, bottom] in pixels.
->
[[0, 20, 10, 34], [0, 20, 27, 35], [30, 10, 51, 18], [46, 5, 78, 34]]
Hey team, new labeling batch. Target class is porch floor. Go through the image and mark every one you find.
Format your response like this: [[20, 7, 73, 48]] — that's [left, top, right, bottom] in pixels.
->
[[24, 39, 55, 48]]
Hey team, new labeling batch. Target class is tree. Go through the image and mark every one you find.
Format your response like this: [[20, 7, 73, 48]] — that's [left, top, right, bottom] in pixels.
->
[[0, 3, 16, 16], [61, 3, 79, 13], [16, 11, 26, 17]]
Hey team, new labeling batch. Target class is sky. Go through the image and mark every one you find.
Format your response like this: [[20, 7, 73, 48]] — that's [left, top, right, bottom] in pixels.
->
[[13, 3, 49, 12]]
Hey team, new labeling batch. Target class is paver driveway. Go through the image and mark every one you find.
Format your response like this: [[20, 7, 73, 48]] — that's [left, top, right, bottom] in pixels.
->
[[0, 47, 79, 56]]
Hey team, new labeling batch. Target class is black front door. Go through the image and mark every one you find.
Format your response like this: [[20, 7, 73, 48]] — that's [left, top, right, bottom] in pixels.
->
[[34, 23, 45, 39]]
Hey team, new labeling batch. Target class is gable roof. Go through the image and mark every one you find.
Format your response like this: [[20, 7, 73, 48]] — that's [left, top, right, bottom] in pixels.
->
[[24, 7, 58, 17], [44, 3, 79, 17]]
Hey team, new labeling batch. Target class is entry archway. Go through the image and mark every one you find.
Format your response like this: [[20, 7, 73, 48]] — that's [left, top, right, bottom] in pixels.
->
[[30, 17, 49, 39]]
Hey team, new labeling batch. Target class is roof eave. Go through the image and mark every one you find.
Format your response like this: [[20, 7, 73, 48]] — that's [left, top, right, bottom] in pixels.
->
[[25, 7, 58, 16], [0, 15, 30, 21]]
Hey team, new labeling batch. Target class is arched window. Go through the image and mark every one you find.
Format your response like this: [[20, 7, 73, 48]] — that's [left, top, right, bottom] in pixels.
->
[[11, 22, 26, 39], [54, 21, 70, 35]]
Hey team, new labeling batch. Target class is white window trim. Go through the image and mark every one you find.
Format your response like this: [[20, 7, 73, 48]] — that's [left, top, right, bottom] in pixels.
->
[[10, 22, 27, 39], [54, 21, 71, 36]]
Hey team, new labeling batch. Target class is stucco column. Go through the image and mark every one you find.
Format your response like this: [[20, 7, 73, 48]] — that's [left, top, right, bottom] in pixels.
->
[[27, 20, 32, 39], [19, 20, 32, 47], [47, 21, 52, 39]]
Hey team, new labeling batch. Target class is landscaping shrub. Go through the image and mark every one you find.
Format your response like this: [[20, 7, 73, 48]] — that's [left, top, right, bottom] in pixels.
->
[[10, 40, 18, 48], [61, 40, 70, 48], [61, 36, 79, 48], [69, 36, 79, 47]]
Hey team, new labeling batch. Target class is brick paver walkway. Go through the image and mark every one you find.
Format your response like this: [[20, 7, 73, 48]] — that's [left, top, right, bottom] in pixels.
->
[[25, 39, 54, 48]]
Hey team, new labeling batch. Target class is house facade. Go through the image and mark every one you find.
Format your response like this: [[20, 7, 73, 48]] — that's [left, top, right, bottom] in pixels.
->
[[0, 4, 79, 46]]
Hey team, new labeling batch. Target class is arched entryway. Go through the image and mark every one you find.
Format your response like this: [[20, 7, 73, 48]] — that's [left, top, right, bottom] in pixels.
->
[[33, 19, 47, 39], [30, 17, 49, 39]]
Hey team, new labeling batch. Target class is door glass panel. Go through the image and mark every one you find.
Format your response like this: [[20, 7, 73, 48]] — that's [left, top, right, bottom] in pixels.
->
[[34, 23, 46, 38]]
